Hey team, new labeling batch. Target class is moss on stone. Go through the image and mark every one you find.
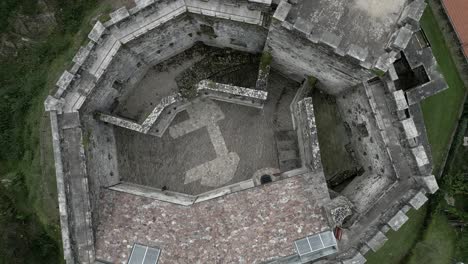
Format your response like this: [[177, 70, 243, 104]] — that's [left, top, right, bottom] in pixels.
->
[[371, 68, 386, 77], [260, 51, 272, 71]]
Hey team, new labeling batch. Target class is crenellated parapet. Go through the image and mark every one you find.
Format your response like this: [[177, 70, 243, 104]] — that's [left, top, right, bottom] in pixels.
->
[[46, 0, 271, 117], [268, 0, 428, 90]]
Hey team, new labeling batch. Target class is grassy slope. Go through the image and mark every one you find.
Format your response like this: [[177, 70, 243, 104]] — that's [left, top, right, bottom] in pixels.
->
[[366, 6, 466, 264], [365, 207, 428, 264], [0, 2, 115, 263], [419, 7, 466, 175]]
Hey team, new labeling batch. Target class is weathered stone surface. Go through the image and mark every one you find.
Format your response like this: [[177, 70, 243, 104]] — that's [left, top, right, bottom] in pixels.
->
[[110, 7, 130, 24], [88, 21, 105, 42], [366, 231, 388, 252], [417, 175, 439, 194], [326, 195, 354, 227], [196, 80, 268, 104], [55, 70, 74, 97], [411, 145, 429, 168], [390, 25, 413, 51], [272, 0, 291, 22], [392, 90, 408, 111], [387, 210, 409, 231], [409, 191, 428, 210], [401, 118, 419, 139], [342, 253, 367, 264]]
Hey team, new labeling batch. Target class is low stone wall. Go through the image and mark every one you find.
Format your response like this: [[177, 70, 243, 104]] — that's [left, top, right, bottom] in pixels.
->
[[109, 179, 256, 206], [98, 93, 185, 136], [196, 80, 268, 108], [295, 97, 323, 172], [48, 0, 270, 118], [48, 111, 74, 264]]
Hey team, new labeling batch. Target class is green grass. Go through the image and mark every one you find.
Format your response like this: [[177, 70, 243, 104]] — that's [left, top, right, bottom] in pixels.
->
[[407, 213, 457, 264], [366, 207, 428, 264], [0, 1, 117, 263], [419, 7, 467, 175], [367, 6, 467, 264]]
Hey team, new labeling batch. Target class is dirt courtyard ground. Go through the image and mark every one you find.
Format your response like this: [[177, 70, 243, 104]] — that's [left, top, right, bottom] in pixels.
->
[[114, 71, 301, 195]]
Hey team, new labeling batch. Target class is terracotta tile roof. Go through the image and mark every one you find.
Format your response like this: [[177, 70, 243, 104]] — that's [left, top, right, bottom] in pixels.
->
[[95, 175, 329, 264], [442, 0, 468, 56]]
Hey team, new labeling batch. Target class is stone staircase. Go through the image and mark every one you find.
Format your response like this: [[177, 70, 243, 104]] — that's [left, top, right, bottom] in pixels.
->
[[275, 130, 301, 172]]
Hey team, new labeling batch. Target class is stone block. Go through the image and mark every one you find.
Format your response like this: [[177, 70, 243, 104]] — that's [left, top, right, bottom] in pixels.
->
[[388, 210, 409, 231], [110, 7, 130, 24], [44, 96, 65, 113], [293, 17, 312, 36], [392, 90, 408, 111], [135, 0, 155, 10], [55, 70, 74, 98], [401, 118, 419, 139], [366, 231, 388, 252], [399, 0, 426, 27], [409, 191, 428, 210], [388, 64, 399, 81], [411, 145, 429, 168], [88, 21, 106, 42], [320, 31, 342, 50], [417, 175, 439, 194], [272, 0, 291, 22], [374, 51, 398, 72], [346, 44, 368, 62], [342, 253, 366, 264], [72, 42, 94, 66], [390, 25, 413, 51]]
